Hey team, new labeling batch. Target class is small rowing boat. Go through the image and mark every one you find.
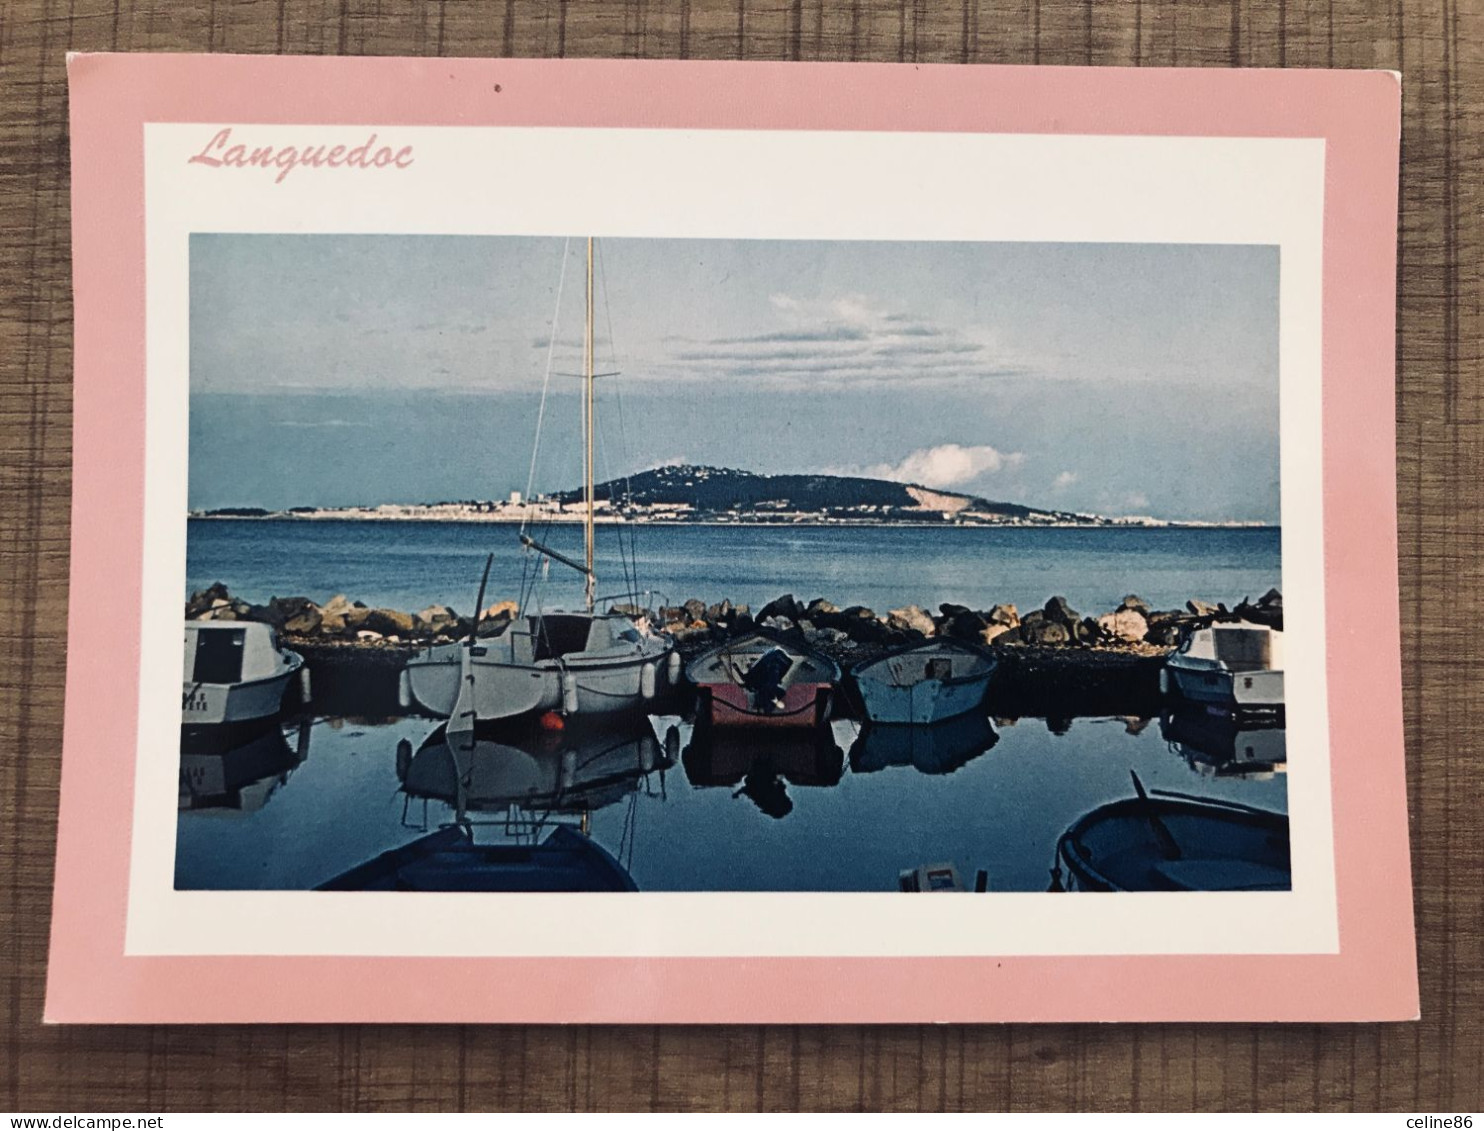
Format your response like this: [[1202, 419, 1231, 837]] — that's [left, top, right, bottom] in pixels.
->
[[1053, 771, 1290, 892], [851, 638, 996, 725], [685, 630, 840, 729]]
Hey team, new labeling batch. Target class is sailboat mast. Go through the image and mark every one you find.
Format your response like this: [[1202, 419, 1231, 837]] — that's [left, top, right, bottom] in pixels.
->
[[583, 237, 597, 612]]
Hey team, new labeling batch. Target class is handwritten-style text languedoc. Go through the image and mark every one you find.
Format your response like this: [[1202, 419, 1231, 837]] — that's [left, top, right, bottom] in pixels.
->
[[187, 128, 414, 185]]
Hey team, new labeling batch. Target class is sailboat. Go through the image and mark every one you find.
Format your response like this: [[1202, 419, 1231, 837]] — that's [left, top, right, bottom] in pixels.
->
[[402, 238, 678, 725]]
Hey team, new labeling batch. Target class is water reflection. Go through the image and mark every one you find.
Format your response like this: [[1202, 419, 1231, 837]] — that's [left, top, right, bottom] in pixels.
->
[[314, 719, 673, 892], [175, 705, 1292, 892], [1037, 703, 1292, 892], [849, 713, 999, 776], [398, 719, 670, 820], [1160, 705, 1287, 780], [178, 717, 310, 813], [681, 722, 844, 819]]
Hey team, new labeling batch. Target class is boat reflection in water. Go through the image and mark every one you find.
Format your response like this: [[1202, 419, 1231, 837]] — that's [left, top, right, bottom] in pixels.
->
[[179, 716, 310, 813], [1053, 770, 1290, 892], [1161, 704, 1287, 780], [399, 719, 668, 817], [848, 712, 999, 777], [317, 718, 670, 891], [679, 718, 844, 819]]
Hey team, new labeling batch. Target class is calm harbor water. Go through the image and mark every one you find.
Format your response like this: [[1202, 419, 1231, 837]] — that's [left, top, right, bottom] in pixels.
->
[[177, 519, 1286, 892], [176, 710, 1288, 893], [187, 519, 1281, 617]]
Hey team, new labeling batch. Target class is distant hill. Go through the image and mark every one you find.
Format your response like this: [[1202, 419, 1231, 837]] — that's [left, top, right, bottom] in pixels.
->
[[193, 464, 1140, 527], [551, 464, 1095, 525]]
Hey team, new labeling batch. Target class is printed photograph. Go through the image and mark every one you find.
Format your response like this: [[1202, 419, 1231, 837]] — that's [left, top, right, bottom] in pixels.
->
[[177, 233, 1287, 894]]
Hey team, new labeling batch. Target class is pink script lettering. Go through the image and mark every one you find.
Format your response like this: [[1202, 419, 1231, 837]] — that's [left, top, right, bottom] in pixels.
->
[[188, 128, 415, 185]]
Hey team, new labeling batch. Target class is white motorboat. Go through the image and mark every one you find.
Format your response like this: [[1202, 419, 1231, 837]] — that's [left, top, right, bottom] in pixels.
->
[[1161, 620, 1284, 711], [181, 620, 305, 727], [851, 638, 996, 725], [402, 237, 676, 725]]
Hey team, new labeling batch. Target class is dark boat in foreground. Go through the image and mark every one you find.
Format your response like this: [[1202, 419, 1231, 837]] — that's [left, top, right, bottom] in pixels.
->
[[1054, 772, 1290, 892], [315, 824, 637, 891]]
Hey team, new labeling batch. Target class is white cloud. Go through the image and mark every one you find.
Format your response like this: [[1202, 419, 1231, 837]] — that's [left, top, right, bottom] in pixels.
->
[[829, 294, 882, 324], [651, 292, 1030, 390], [1053, 470, 1079, 489], [863, 444, 1025, 489]]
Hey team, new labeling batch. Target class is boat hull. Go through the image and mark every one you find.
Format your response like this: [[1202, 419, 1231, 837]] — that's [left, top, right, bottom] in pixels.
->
[[405, 645, 668, 721], [855, 669, 993, 725], [180, 662, 300, 727], [1056, 795, 1290, 892], [405, 648, 556, 719], [316, 825, 638, 892], [1166, 662, 1285, 708], [698, 682, 834, 729]]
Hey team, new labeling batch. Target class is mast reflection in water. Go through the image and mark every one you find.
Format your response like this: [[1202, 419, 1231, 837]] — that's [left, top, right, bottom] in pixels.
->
[[313, 719, 673, 891], [176, 704, 1289, 892]]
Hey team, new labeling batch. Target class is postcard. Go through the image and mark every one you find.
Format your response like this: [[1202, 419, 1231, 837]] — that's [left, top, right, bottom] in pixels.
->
[[49, 54, 1415, 1023]]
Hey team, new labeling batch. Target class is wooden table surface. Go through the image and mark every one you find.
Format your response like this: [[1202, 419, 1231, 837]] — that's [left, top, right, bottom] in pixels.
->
[[2, 0, 1480, 1113]]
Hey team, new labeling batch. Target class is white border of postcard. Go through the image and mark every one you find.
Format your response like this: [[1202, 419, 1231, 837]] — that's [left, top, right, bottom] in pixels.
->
[[127, 125, 1333, 958]]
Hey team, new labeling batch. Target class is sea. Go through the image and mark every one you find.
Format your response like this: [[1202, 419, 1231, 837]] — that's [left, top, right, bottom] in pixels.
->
[[177, 519, 1288, 893], [185, 519, 1282, 618]]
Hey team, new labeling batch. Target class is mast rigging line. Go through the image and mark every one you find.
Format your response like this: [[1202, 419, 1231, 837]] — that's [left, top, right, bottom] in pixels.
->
[[583, 236, 597, 612], [517, 236, 645, 616], [596, 239, 641, 604], [520, 236, 573, 540]]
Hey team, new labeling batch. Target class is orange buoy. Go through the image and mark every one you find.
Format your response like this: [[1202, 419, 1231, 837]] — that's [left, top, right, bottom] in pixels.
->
[[538, 710, 566, 732]]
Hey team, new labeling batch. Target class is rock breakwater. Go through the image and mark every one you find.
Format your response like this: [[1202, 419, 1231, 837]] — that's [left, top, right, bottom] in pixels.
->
[[186, 581, 1281, 660], [185, 582, 1281, 718]]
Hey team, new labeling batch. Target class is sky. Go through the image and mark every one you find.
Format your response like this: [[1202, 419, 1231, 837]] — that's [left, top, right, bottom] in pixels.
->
[[189, 235, 1280, 522]]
